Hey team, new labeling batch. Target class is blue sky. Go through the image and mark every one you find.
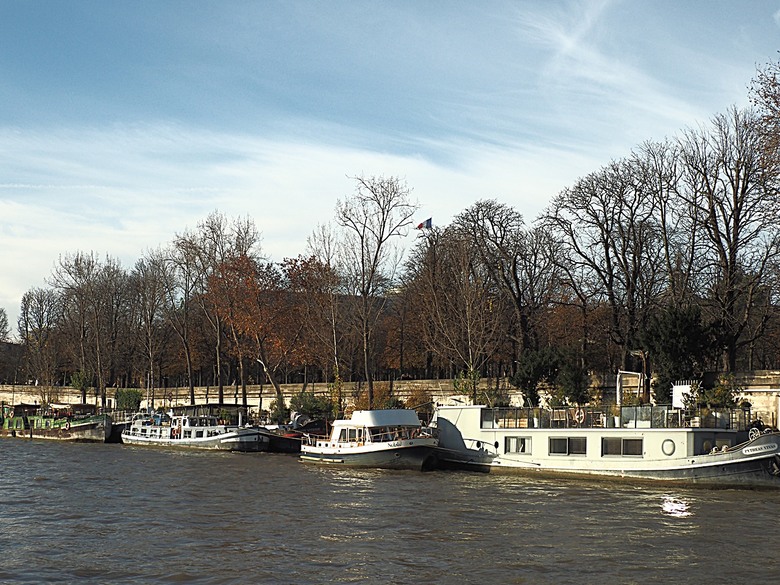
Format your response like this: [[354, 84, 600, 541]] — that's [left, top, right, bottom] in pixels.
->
[[1, 0, 779, 331]]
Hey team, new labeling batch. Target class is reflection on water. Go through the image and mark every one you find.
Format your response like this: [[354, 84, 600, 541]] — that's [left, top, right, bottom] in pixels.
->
[[2, 439, 780, 584], [661, 495, 693, 517]]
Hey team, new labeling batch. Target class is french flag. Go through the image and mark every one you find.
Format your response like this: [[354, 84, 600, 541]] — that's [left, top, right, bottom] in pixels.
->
[[416, 218, 432, 230]]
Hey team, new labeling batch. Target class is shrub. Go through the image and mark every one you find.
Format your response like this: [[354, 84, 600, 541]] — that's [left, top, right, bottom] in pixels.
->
[[115, 388, 142, 411], [289, 390, 333, 420], [268, 399, 289, 424]]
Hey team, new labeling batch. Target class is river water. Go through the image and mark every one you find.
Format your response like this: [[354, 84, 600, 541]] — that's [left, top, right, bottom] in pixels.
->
[[1, 439, 778, 584]]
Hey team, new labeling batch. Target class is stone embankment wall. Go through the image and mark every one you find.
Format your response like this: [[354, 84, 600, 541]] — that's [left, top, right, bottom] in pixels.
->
[[0, 378, 504, 413], [2, 370, 779, 424]]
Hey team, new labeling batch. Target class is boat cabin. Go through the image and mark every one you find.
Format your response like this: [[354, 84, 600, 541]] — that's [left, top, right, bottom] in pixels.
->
[[326, 409, 425, 446], [128, 413, 234, 440], [171, 403, 249, 426]]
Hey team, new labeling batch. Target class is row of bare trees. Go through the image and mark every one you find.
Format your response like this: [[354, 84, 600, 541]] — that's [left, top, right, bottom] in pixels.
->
[[7, 177, 418, 410], [5, 64, 780, 409]]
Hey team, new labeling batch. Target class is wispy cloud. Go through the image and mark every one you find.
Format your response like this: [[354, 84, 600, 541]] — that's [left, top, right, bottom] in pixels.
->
[[512, 1, 740, 146], [1, 1, 776, 333], [0, 122, 599, 326]]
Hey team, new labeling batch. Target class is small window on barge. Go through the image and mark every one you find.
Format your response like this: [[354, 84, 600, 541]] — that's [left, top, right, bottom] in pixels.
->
[[601, 437, 643, 457], [549, 437, 587, 455], [480, 409, 496, 429], [505, 436, 531, 454]]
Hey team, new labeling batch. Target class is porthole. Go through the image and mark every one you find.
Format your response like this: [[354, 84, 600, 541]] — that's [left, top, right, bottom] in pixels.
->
[[662, 439, 675, 456]]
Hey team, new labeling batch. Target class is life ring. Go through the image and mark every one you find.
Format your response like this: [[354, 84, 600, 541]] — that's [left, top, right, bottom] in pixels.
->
[[574, 409, 585, 424], [64, 421, 71, 431], [8, 409, 14, 418]]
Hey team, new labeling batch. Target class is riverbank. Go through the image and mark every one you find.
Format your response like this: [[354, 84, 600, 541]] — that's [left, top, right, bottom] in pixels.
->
[[2, 370, 779, 425]]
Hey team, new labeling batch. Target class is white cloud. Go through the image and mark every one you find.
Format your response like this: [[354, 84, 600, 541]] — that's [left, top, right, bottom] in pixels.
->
[[0, 122, 603, 332], [2, 2, 775, 338]]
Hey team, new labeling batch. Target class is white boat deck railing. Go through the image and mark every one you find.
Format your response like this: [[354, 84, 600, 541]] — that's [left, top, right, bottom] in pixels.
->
[[302, 425, 434, 447], [482, 405, 752, 431]]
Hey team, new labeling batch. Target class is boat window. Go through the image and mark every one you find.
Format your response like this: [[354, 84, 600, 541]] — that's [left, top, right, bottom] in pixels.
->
[[505, 436, 531, 454], [549, 437, 587, 455], [480, 409, 496, 429], [338, 429, 348, 443], [601, 437, 643, 457], [602, 438, 622, 455], [549, 437, 568, 454], [622, 439, 643, 456], [569, 437, 586, 454], [368, 427, 390, 441], [183, 430, 191, 438], [195, 430, 204, 438], [348, 428, 357, 442]]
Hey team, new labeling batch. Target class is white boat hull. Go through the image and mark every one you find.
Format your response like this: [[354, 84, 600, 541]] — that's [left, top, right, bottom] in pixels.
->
[[301, 439, 438, 471]]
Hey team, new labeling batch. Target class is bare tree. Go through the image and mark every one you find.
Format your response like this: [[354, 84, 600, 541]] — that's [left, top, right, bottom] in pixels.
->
[[0, 308, 9, 343], [454, 200, 560, 364], [132, 251, 170, 407], [49, 251, 130, 406], [750, 55, 780, 157], [336, 175, 418, 408], [18, 287, 62, 395], [50, 252, 93, 402], [407, 227, 505, 402], [636, 140, 701, 305], [159, 242, 198, 404], [544, 156, 665, 373], [98, 257, 135, 400], [305, 223, 346, 383], [176, 211, 260, 403], [208, 256, 251, 407], [678, 107, 780, 370]]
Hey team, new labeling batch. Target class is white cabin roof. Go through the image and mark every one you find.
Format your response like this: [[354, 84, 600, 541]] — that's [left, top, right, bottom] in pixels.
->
[[339, 409, 422, 428]]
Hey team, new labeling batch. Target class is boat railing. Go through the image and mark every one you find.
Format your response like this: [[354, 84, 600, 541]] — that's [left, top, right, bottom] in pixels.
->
[[462, 436, 499, 454], [302, 432, 329, 447], [482, 405, 752, 431]]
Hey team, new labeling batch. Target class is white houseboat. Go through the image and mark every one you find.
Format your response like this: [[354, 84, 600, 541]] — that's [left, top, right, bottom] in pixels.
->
[[430, 403, 780, 487], [121, 411, 268, 452], [300, 409, 439, 471]]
